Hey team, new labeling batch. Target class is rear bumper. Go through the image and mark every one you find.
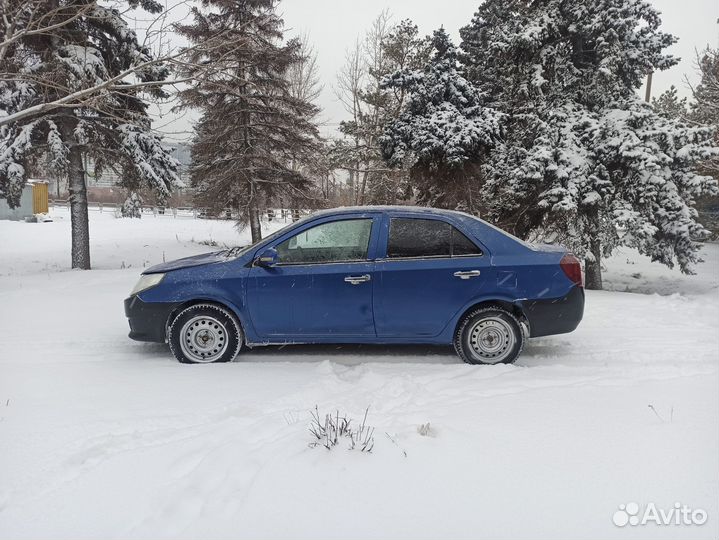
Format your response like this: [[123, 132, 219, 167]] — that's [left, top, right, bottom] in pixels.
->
[[523, 286, 584, 338], [124, 296, 181, 343]]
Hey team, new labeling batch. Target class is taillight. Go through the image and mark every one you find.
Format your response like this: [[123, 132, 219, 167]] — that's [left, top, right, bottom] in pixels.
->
[[560, 253, 583, 287]]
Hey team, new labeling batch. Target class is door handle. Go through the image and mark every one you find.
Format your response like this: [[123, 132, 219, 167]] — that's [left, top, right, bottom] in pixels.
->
[[453, 270, 481, 280], [344, 274, 371, 285]]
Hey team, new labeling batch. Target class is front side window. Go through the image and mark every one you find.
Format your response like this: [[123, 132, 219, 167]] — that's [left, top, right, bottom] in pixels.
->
[[387, 218, 482, 258], [276, 219, 373, 264]]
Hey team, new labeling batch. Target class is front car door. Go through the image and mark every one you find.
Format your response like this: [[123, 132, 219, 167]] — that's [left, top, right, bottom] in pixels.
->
[[373, 214, 490, 338], [247, 215, 380, 339]]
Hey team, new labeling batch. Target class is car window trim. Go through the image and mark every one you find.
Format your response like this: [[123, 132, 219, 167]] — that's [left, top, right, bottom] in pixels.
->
[[274, 258, 374, 267], [377, 252, 484, 262]]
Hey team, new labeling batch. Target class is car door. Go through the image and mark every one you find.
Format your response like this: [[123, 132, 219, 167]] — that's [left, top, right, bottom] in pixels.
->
[[247, 215, 380, 338], [373, 215, 491, 337]]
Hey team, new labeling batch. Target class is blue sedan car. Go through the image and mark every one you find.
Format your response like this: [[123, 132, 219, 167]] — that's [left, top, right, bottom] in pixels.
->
[[124, 206, 584, 364]]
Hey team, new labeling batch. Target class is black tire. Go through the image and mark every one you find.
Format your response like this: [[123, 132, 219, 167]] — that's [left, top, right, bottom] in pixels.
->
[[168, 303, 242, 364], [454, 307, 524, 365]]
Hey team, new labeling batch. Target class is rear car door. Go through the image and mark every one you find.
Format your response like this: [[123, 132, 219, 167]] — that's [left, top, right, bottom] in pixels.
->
[[373, 215, 490, 338], [247, 215, 380, 338]]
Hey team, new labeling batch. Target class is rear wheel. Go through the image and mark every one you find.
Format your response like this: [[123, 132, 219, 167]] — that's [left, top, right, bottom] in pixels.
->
[[168, 304, 242, 364], [454, 307, 524, 365]]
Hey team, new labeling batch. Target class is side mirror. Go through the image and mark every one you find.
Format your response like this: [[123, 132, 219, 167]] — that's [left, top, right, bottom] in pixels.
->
[[255, 247, 278, 268]]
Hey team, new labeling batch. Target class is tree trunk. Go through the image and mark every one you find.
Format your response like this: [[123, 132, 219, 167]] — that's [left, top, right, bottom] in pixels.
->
[[249, 200, 262, 244], [348, 169, 355, 205], [585, 236, 603, 290], [358, 164, 369, 205], [67, 144, 91, 269], [584, 205, 603, 290]]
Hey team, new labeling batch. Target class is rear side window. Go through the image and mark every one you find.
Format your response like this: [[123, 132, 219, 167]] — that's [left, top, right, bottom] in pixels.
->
[[387, 218, 482, 258]]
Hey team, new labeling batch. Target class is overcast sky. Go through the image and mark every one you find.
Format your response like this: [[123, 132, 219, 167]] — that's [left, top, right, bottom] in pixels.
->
[[153, 0, 719, 143]]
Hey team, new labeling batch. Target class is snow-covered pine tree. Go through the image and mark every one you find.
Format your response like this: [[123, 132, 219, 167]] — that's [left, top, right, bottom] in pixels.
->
[[652, 86, 688, 119], [175, 0, 320, 243], [0, 0, 178, 269], [690, 48, 719, 125], [121, 191, 143, 219], [689, 48, 719, 175], [688, 47, 719, 236], [544, 101, 717, 275], [459, 0, 718, 289], [379, 28, 501, 212]]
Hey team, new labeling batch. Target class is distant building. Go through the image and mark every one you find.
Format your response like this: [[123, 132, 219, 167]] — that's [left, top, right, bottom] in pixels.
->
[[0, 180, 49, 220], [170, 143, 192, 168]]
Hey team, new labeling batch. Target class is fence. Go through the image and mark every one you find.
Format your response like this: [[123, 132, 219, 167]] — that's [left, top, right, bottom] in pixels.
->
[[48, 200, 308, 222]]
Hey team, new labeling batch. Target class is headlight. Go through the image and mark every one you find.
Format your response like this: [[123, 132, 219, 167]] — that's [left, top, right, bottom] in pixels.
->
[[130, 273, 165, 296]]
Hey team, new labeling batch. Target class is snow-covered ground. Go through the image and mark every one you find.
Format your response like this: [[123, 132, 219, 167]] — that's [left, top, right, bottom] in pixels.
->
[[0, 208, 717, 540]]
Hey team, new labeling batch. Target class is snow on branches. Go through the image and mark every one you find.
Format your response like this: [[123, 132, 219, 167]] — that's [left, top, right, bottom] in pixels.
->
[[117, 125, 177, 202], [0, 0, 178, 268], [456, 0, 718, 284], [0, 0, 178, 207], [0, 118, 69, 205], [380, 29, 501, 211], [532, 99, 718, 273]]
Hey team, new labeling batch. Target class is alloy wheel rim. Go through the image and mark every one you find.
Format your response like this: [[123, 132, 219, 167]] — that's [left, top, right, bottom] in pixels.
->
[[179, 315, 229, 363], [467, 317, 515, 363]]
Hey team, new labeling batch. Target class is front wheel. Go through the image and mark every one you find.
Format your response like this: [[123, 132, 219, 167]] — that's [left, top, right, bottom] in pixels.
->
[[454, 307, 524, 365], [168, 304, 242, 364]]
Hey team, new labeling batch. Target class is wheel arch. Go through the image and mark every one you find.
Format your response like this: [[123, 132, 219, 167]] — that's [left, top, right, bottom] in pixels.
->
[[453, 298, 529, 338]]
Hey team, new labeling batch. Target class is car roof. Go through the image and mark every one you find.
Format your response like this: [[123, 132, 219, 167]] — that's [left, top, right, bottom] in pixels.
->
[[308, 205, 475, 219]]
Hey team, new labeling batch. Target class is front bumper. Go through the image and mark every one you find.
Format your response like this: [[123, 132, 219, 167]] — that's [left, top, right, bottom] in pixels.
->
[[124, 296, 182, 343], [523, 286, 584, 338]]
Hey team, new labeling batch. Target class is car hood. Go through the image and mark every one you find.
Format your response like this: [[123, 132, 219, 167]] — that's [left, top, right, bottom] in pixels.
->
[[143, 250, 237, 274]]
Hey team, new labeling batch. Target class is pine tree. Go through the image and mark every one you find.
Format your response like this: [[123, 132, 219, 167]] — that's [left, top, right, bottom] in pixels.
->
[[380, 28, 501, 212], [121, 191, 143, 218], [688, 47, 719, 235], [459, 0, 718, 288], [689, 48, 719, 174], [652, 85, 688, 119], [175, 0, 320, 243], [0, 0, 178, 269]]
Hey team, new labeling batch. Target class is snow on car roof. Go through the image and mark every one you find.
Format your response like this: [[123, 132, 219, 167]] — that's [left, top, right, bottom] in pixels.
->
[[308, 205, 477, 218]]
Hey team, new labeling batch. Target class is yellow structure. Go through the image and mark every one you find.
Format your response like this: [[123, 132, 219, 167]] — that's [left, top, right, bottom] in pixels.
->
[[32, 182, 49, 214]]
